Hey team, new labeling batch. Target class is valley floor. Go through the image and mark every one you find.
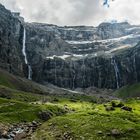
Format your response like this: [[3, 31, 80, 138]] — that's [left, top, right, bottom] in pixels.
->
[[31, 99, 140, 140], [0, 93, 140, 140], [0, 70, 140, 140]]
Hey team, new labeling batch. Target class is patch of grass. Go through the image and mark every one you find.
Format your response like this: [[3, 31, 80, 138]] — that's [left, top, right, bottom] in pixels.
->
[[0, 98, 40, 123], [114, 83, 140, 99], [0, 69, 49, 95], [0, 97, 67, 124], [0, 85, 46, 102], [32, 99, 140, 140]]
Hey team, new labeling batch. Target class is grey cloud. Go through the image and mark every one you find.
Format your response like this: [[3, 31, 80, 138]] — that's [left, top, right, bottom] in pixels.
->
[[0, 0, 104, 25], [0, 0, 140, 26]]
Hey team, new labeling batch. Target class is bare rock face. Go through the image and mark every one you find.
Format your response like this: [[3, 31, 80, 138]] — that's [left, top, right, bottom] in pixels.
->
[[23, 19, 140, 89], [0, 4, 24, 76], [1, 4, 140, 90], [96, 22, 130, 39]]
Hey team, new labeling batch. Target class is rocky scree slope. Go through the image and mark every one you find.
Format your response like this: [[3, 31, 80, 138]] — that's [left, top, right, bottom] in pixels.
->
[[1, 4, 140, 89]]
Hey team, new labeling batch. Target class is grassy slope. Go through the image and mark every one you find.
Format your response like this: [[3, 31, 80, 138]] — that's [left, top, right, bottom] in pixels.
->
[[0, 69, 98, 124], [32, 99, 140, 140], [0, 69, 73, 124], [0, 97, 68, 124], [1, 69, 140, 139], [114, 83, 140, 99], [0, 69, 49, 94]]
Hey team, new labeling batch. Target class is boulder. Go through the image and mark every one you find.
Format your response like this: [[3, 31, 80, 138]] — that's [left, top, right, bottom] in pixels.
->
[[14, 132, 27, 140], [105, 106, 115, 111], [121, 106, 132, 111], [111, 101, 124, 108], [38, 111, 53, 121], [110, 129, 121, 137], [0, 130, 8, 138], [116, 102, 124, 108]]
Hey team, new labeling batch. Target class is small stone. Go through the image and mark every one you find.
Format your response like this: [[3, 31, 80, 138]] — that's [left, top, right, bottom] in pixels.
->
[[64, 125, 68, 128], [1, 130, 8, 138], [111, 129, 121, 137], [106, 132, 111, 136], [97, 131, 103, 134], [105, 106, 115, 111], [10, 133, 15, 138], [127, 128, 135, 132], [32, 121, 37, 125], [48, 123, 53, 126], [14, 132, 27, 140]]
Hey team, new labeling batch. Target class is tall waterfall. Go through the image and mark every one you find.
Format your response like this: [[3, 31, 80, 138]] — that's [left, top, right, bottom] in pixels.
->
[[22, 28, 28, 64], [133, 55, 138, 82], [70, 60, 76, 89], [28, 65, 32, 80], [54, 59, 57, 84], [22, 27, 32, 80], [112, 57, 120, 89], [82, 58, 86, 87]]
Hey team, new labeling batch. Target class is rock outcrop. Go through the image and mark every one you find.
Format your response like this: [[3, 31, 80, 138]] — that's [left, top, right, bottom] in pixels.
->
[[0, 4, 25, 76]]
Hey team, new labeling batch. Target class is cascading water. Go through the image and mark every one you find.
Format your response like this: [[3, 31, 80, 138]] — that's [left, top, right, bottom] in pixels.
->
[[28, 65, 32, 80], [82, 58, 86, 87], [111, 56, 120, 89], [54, 59, 57, 84], [70, 60, 76, 89], [22, 27, 32, 80], [133, 54, 138, 82], [22, 28, 28, 64]]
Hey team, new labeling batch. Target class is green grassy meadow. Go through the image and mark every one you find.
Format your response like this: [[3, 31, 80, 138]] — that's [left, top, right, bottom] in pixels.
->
[[1, 69, 140, 139]]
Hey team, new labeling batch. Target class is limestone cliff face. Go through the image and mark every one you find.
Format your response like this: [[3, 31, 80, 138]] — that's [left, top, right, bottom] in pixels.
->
[[39, 45, 140, 89], [96, 22, 130, 39], [0, 4, 24, 76], [25, 21, 140, 89], [0, 4, 140, 89]]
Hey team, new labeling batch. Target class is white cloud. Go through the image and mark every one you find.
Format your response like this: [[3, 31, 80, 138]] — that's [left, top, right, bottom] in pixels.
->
[[0, 0, 140, 26]]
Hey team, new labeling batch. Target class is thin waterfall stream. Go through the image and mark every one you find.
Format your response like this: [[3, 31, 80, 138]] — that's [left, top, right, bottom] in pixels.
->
[[111, 56, 120, 89], [22, 27, 32, 80]]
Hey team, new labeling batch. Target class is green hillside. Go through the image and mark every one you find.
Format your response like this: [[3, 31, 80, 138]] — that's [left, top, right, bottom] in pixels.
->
[[114, 83, 140, 99], [1, 69, 140, 139]]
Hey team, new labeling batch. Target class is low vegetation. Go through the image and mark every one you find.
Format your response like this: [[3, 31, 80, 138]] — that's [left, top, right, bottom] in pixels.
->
[[1, 70, 140, 139], [32, 99, 140, 140], [114, 83, 140, 99]]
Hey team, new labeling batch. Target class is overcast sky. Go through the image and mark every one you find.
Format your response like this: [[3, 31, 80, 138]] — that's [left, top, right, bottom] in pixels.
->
[[0, 0, 140, 26]]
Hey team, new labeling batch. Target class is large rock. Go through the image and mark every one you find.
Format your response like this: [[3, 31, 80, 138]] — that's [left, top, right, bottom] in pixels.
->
[[38, 111, 53, 121]]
